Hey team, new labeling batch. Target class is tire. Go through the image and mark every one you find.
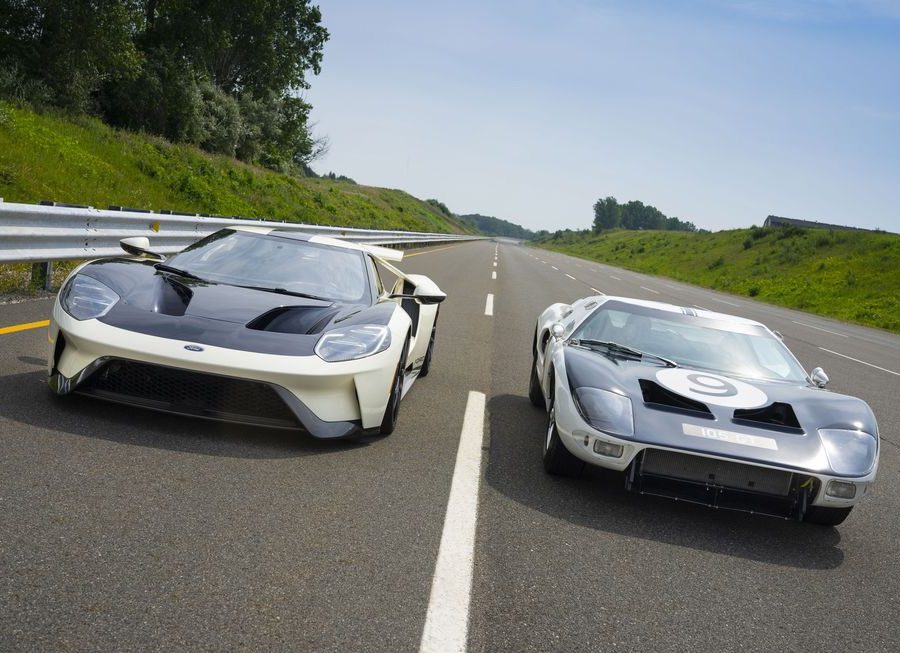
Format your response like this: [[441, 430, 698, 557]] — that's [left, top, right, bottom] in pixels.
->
[[418, 324, 437, 378], [543, 402, 584, 477], [379, 335, 410, 436], [528, 362, 545, 408], [804, 505, 853, 526]]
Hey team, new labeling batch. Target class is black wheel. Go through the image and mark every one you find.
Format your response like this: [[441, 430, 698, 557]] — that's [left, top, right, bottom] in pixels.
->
[[380, 336, 409, 436], [804, 505, 853, 526], [528, 362, 545, 408], [543, 402, 584, 477], [418, 324, 437, 378]]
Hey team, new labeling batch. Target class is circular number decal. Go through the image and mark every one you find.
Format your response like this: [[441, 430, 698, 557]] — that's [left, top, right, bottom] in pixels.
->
[[655, 369, 768, 408]]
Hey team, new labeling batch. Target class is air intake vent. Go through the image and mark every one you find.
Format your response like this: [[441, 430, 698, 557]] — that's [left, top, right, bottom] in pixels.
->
[[639, 379, 713, 417], [733, 402, 802, 431]]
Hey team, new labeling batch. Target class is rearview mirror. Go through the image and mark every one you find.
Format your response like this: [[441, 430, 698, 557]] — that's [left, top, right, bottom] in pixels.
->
[[120, 237, 164, 261], [810, 367, 829, 388], [413, 285, 446, 305], [551, 322, 566, 340]]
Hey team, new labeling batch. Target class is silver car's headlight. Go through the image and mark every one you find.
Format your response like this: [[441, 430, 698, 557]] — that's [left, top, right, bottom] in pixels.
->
[[573, 387, 634, 437], [61, 274, 120, 320], [315, 325, 392, 362], [818, 428, 877, 476]]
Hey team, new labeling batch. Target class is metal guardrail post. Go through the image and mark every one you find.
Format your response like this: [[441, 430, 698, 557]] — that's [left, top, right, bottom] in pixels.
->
[[30, 261, 53, 291]]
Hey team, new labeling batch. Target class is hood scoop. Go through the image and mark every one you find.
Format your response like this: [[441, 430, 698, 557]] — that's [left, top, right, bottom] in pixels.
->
[[247, 306, 339, 335], [639, 379, 713, 418], [151, 276, 192, 317], [733, 402, 802, 432]]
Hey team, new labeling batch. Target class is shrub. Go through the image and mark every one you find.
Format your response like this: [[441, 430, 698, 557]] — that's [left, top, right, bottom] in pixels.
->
[[743, 237, 753, 250], [748, 285, 760, 297], [708, 256, 725, 270]]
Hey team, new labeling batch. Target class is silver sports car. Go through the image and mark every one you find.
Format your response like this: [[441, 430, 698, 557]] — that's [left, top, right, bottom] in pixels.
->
[[530, 295, 879, 526]]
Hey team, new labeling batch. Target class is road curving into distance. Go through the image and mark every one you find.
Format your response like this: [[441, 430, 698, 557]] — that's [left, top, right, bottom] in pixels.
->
[[1, 240, 898, 651]]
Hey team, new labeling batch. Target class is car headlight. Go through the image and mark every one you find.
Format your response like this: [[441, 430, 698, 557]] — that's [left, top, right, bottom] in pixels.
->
[[61, 274, 120, 320], [573, 387, 634, 437], [315, 325, 392, 362], [818, 428, 877, 476]]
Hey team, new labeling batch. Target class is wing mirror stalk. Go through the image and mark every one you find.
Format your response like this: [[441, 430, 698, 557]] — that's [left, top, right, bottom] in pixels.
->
[[389, 290, 447, 305], [120, 237, 165, 261]]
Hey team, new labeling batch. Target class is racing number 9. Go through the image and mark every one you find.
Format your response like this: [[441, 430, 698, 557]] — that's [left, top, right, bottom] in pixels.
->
[[686, 373, 738, 398]]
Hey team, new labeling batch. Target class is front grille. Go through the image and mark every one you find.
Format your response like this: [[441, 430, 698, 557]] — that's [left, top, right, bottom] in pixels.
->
[[77, 360, 299, 429], [632, 449, 806, 519], [641, 449, 792, 495]]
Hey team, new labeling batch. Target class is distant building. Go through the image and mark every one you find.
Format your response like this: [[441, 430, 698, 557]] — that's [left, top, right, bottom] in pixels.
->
[[764, 215, 885, 232]]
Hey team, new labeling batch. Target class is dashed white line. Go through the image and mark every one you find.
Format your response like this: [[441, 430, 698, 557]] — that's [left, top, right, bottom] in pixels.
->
[[640, 286, 660, 294], [419, 390, 486, 653], [818, 347, 899, 377], [610, 275, 621, 281], [709, 297, 740, 307], [591, 287, 604, 295], [792, 321, 848, 338], [551, 266, 559, 271], [493, 261, 497, 267], [484, 294, 494, 316], [565, 274, 576, 280], [692, 304, 710, 311], [491, 271, 496, 280], [665, 284, 679, 289]]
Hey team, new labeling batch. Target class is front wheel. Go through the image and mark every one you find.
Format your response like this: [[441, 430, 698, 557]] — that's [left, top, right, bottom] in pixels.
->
[[380, 336, 410, 436], [543, 404, 584, 477], [804, 505, 853, 526]]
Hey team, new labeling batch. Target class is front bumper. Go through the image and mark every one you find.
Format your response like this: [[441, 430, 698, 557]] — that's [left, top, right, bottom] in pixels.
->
[[48, 302, 401, 437], [552, 383, 877, 515]]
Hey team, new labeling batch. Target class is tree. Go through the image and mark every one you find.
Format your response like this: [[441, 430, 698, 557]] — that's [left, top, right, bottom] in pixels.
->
[[593, 196, 621, 231]]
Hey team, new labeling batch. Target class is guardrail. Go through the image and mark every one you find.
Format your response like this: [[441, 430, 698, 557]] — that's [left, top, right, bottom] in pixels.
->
[[0, 200, 481, 265]]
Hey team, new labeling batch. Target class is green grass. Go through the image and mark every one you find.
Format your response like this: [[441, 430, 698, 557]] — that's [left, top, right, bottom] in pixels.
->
[[538, 226, 900, 333], [0, 102, 474, 294]]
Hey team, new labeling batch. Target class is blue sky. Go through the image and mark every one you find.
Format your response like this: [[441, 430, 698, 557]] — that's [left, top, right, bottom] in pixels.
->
[[307, 1, 900, 232]]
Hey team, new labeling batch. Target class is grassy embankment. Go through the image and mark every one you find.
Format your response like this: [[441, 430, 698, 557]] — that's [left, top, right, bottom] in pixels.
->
[[0, 102, 472, 293], [539, 226, 900, 333]]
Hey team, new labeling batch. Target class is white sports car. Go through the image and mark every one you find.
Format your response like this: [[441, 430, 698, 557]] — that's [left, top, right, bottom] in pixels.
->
[[530, 295, 879, 525], [48, 227, 445, 438]]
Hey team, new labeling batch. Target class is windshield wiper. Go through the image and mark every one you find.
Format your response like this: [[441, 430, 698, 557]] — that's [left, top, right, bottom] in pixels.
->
[[570, 339, 678, 368], [236, 285, 332, 302], [153, 263, 204, 281]]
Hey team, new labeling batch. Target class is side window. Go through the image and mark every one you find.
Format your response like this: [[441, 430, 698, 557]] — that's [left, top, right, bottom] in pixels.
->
[[368, 256, 386, 297]]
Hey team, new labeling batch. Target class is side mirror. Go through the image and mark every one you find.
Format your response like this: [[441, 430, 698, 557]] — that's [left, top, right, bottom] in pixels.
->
[[413, 285, 446, 305], [551, 322, 566, 340], [810, 367, 829, 388], [120, 237, 164, 261]]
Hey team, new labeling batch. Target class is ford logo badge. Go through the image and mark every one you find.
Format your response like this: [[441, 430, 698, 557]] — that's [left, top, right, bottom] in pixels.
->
[[184, 344, 204, 352]]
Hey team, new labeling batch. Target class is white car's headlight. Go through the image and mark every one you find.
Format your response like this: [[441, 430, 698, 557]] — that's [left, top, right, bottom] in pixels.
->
[[818, 428, 877, 476], [315, 325, 392, 362], [573, 387, 634, 437], [61, 274, 120, 320]]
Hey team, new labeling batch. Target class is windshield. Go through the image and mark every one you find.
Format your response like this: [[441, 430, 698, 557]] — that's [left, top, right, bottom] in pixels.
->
[[571, 300, 808, 383], [167, 230, 370, 303]]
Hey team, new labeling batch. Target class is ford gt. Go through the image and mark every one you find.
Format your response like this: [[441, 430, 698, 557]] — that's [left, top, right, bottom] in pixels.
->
[[529, 295, 879, 525], [47, 227, 446, 439]]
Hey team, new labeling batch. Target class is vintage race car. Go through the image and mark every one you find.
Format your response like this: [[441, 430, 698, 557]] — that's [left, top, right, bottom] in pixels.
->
[[48, 227, 445, 438], [530, 295, 879, 525]]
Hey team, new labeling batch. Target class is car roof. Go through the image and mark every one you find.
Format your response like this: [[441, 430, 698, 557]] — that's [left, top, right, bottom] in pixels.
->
[[595, 295, 765, 328]]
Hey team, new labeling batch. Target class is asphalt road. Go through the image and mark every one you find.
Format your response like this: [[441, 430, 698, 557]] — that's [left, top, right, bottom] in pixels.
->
[[1, 241, 898, 652]]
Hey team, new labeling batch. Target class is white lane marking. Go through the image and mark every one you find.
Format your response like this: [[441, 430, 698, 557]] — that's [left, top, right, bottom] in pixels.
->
[[491, 271, 497, 280], [551, 266, 559, 271], [710, 297, 739, 307], [665, 284, 679, 289], [565, 274, 576, 280], [610, 275, 621, 281], [692, 304, 710, 311], [419, 390, 486, 653], [591, 287, 605, 295], [792, 321, 848, 338], [485, 294, 494, 316], [818, 347, 900, 377], [640, 286, 660, 294], [541, 260, 547, 264], [493, 261, 497, 267]]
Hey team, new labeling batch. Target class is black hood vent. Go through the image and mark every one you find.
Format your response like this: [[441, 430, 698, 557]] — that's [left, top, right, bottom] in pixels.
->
[[733, 402, 802, 431], [246, 306, 339, 335], [639, 379, 713, 418]]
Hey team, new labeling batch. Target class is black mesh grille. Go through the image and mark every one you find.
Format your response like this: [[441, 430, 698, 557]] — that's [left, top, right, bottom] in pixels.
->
[[78, 360, 298, 428], [642, 449, 793, 495]]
